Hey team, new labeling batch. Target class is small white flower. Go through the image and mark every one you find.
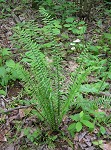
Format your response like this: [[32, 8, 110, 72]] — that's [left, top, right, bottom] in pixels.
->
[[71, 47, 76, 50], [73, 39, 81, 43], [78, 27, 82, 29], [70, 43, 75, 46]]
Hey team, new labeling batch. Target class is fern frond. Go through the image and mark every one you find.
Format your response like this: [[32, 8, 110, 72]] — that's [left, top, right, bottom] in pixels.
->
[[14, 27, 58, 129], [75, 96, 111, 110], [39, 7, 62, 117], [60, 67, 92, 121]]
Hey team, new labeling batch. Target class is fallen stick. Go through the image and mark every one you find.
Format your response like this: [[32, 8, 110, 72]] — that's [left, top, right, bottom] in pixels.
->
[[0, 105, 35, 115]]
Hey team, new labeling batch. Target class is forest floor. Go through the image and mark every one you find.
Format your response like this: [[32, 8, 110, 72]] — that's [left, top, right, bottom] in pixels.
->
[[0, 1, 111, 150]]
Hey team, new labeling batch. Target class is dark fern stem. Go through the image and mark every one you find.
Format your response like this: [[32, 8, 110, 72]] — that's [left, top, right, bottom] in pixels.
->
[[39, 7, 62, 121], [14, 26, 58, 130]]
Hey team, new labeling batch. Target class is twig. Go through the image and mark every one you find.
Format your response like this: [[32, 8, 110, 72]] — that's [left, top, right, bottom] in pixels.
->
[[0, 104, 46, 121], [0, 104, 35, 115]]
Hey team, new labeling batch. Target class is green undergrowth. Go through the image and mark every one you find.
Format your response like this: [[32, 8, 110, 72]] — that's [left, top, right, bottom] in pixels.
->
[[12, 7, 91, 131], [0, 47, 25, 96], [11, 6, 111, 141], [0, 2, 111, 149]]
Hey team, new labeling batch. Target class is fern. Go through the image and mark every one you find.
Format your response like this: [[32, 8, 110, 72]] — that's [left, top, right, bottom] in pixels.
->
[[39, 7, 62, 117], [74, 96, 111, 110], [12, 11, 62, 130], [21, 38, 57, 129], [60, 66, 92, 120], [12, 7, 109, 131]]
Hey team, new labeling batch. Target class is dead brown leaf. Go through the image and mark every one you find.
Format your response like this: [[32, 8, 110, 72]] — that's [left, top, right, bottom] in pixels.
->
[[0, 133, 7, 142], [19, 109, 25, 119], [103, 143, 111, 150], [6, 144, 15, 150]]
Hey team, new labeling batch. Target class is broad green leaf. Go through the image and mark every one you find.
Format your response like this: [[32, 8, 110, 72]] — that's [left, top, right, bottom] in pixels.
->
[[104, 33, 111, 40], [0, 67, 6, 77], [64, 24, 71, 27], [81, 26, 86, 33], [72, 29, 78, 34], [81, 120, 94, 129], [92, 141, 99, 146], [76, 122, 82, 132], [70, 114, 79, 121], [53, 20, 62, 28], [90, 45, 99, 53], [61, 33, 69, 39], [79, 111, 84, 118], [68, 27, 73, 30], [77, 26, 86, 34], [100, 126, 106, 135], [78, 21, 85, 25], [27, 134, 33, 141], [30, 136, 34, 142], [108, 72, 111, 79], [93, 140, 103, 146], [31, 110, 38, 115], [32, 130, 40, 138], [6, 59, 15, 68], [52, 28, 60, 35], [0, 90, 6, 96], [0, 0, 5, 3], [98, 140, 103, 145], [65, 17, 74, 23], [68, 123, 76, 131]]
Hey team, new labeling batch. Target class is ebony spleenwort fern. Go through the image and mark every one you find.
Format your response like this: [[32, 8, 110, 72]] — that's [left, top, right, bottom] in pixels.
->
[[12, 7, 111, 131], [13, 24, 57, 129], [12, 7, 92, 130], [24, 41, 57, 129], [39, 6, 62, 117]]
